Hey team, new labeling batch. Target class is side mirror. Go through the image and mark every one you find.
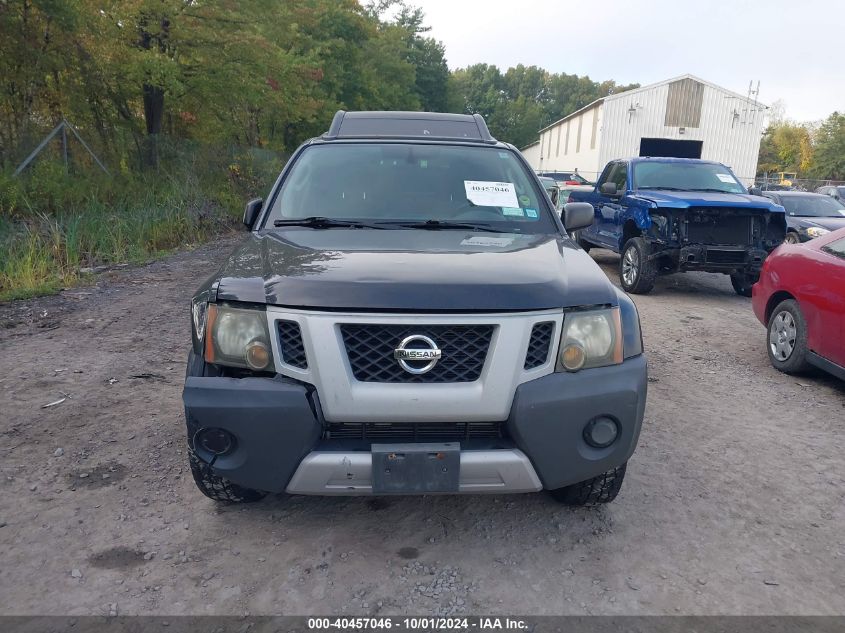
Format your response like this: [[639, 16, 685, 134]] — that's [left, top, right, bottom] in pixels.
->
[[600, 182, 618, 196], [562, 202, 595, 231], [748, 186, 762, 196], [243, 198, 263, 230]]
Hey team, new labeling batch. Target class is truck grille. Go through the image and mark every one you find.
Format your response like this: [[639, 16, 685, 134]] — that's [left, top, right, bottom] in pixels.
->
[[524, 321, 555, 369], [340, 324, 493, 383], [324, 421, 505, 441], [685, 209, 753, 245], [277, 320, 307, 369]]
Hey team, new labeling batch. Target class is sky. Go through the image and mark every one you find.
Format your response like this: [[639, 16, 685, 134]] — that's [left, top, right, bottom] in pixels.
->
[[413, 0, 842, 123]]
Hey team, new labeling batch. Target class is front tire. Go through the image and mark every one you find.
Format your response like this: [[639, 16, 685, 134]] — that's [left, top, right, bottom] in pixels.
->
[[549, 463, 627, 506], [767, 299, 811, 374], [730, 272, 757, 297], [784, 231, 800, 244], [188, 447, 267, 503], [620, 237, 656, 294]]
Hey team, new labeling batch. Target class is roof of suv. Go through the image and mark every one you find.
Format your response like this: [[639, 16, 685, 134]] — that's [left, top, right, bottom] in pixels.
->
[[322, 110, 498, 145]]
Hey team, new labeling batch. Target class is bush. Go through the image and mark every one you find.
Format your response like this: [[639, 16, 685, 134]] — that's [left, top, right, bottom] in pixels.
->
[[0, 146, 285, 302]]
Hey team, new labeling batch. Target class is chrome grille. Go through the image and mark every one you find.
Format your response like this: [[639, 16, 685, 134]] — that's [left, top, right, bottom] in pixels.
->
[[324, 421, 505, 441], [524, 321, 554, 369], [277, 320, 307, 369], [340, 324, 493, 383]]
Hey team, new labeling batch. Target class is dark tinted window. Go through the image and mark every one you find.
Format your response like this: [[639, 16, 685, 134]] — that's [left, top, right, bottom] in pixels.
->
[[779, 195, 845, 217], [266, 143, 555, 233], [822, 237, 845, 259]]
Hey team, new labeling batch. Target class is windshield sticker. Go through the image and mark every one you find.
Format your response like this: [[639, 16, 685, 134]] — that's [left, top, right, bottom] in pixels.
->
[[464, 181, 519, 208], [460, 236, 515, 248], [716, 174, 736, 183], [502, 207, 524, 216], [525, 208, 538, 218]]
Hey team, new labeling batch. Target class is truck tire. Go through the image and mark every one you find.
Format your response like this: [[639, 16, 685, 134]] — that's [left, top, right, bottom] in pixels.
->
[[766, 299, 811, 374], [730, 272, 757, 297], [549, 463, 627, 506], [620, 238, 656, 294], [784, 231, 800, 244], [188, 447, 267, 503]]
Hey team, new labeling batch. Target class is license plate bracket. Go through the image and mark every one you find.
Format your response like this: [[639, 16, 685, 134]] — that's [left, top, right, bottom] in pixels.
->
[[371, 443, 460, 494]]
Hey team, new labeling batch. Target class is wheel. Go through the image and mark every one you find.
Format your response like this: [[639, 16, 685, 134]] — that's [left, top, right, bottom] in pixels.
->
[[767, 299, 811, 374], [572, 230, 592, 252], [619, 237, 656, 294], [188, 447, 267, 503], [784, 232, 800, 244], [549, 463, 627, 506], [730, 272, 757, 297]]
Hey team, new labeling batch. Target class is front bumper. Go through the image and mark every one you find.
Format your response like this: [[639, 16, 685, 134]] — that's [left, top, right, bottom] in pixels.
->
[[656, 244, 769, 274], [182, 354, 647, 494]]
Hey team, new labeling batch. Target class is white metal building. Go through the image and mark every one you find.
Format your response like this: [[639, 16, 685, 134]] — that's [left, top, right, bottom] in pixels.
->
[[522, 74, 767, 185]]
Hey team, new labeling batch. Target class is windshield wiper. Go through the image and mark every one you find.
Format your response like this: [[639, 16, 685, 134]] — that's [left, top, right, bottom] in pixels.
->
[[273, 216, 384, 229], [638, 186, 687, 191], [689, 188, 740, 193], [376, 219, 507, 233]]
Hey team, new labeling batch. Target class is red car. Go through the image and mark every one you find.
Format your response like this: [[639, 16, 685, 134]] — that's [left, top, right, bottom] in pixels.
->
[[752, 226, 845, 380]]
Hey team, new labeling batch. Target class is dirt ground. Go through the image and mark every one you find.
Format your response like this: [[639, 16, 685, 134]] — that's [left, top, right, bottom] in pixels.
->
[[1, 238, 843, 617]]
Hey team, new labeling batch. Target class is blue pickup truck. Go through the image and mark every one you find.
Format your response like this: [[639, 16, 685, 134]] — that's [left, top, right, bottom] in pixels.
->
[[568, 157, 786, 295]]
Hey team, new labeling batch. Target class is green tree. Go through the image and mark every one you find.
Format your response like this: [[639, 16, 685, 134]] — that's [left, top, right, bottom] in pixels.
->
[[757, 121, 814, 176], [810, 112, 845, 180]]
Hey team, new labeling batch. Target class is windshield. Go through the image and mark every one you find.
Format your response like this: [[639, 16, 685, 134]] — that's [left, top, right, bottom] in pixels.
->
[[780, 195, 845, 217], [633, 161, 746, 194], [265, 143, 556, 233]]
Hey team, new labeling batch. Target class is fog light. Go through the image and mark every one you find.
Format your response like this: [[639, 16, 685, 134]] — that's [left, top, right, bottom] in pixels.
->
[[245, 340, 271, 370], [583, 417, 619, 448], [560, 344, 586, 371], [196, 428, 234, 455]]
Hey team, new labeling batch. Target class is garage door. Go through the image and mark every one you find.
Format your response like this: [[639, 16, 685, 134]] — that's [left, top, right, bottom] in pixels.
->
[[639, 138, 703, 159]]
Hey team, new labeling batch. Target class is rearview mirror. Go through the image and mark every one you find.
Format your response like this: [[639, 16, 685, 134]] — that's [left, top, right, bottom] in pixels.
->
[[243, 198, 263, 230], [600, 182, 618, 196], [562, 202, 594, 231]]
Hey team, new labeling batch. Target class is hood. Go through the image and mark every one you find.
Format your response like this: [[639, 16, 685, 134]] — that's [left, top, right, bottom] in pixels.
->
[[635, 190, 783, 211], [787, 216, 845, 232], [211, 229, 617, 311]]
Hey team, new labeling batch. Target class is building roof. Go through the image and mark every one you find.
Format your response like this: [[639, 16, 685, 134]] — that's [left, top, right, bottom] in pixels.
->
[[537, 74, 768, 134]]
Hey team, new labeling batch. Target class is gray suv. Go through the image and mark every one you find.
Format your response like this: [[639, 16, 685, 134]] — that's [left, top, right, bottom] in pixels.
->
[[183, 111, 647, 506]]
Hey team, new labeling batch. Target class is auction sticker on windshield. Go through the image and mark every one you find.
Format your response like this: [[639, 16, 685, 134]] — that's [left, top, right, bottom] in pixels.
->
[[716, 174, 736, 183], [464, 181, 519, 208]]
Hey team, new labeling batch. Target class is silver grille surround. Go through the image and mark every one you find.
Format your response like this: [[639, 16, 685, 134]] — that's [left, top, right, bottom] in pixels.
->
[[265, 308, 562, 423]]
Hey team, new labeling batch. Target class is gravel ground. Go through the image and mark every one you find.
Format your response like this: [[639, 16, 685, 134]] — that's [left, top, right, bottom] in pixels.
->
[[0, 240, 843, 616]]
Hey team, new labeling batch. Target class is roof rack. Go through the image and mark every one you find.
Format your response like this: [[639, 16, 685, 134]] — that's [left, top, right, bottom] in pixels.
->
[[323, 111, 497, 144]]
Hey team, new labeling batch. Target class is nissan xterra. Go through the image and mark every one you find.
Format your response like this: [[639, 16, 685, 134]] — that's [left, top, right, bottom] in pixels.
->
[[183, 111, 647, 506]]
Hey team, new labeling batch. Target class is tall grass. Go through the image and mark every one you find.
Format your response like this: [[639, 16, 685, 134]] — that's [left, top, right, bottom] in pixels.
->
[[0, 147, 283, 301]]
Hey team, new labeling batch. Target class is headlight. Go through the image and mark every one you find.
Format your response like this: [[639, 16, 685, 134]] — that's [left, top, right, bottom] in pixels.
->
[[204, 304, 274, 371], [557, 307, 623, 372], [803, 226, 830, 238]]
